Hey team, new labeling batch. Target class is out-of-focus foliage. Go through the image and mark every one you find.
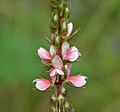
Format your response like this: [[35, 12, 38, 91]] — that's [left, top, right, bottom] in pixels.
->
[[0, 0, 120, 112]]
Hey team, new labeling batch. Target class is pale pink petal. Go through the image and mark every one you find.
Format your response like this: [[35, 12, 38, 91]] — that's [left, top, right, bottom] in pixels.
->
[[56, 68, 64, 75], [67, 75, 87, 87], [67, 22, 73, 37], [65, 46, 79, 62], [62, 42, 69, 58], [33, 79, 51, 91], [38, 48, 52, 59], [52, 55, 63, 68], [50, 45, 56, 57], [41, 59, 50, 66], [50, 68, 64, 76], [50, 69, 56, 77], [65, 63, 72, 76]]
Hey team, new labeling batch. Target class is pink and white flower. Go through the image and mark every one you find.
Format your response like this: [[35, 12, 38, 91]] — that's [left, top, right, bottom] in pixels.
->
[[50, 55, 64, 77], [33, 78, 52, 91], [37, 45, 56, 66], [67, 75, 87, 87], [62, 42, 81, 62], [65, 63, 87, 87]]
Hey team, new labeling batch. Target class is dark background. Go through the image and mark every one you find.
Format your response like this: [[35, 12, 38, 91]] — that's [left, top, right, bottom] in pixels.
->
[[0, 0, 120, 112]]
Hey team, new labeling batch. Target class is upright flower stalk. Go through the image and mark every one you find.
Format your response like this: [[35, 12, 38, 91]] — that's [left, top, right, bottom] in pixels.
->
[[33, 0, 87, 111]]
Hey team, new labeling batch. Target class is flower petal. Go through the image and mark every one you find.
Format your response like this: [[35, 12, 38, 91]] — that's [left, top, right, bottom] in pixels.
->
[[33, 79, 51, 91], [62, 42, 70, 58], [38, 48, 52, 59], [65, 46, 79, 61], [67, 22, 73, 37], [50, 68, 64, 76], [67, 75, 87, 87], [50, 45, 56, 57], [56, 68, 64, 75], [65, 63, 72, 77], [52, 55, 63, 68], [50, 69, 56, 77]]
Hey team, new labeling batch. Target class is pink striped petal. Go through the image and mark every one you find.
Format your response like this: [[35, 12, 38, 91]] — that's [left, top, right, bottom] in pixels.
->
[[65, 46, 80, 61], [33, 79, 51, 91], [62, 42, 69, 57], [67, 22, 73, 37], [67, 75, 87, 87], [52, 55, 63, 68], [38, 48, 52, 59], [50, 45, 56, 57]]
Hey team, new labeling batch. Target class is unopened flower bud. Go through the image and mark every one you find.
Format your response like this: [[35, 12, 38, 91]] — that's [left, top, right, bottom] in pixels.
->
[[55, 35, 60, 46], [64, 7, 70, 19], [62, 22, 67, 35], [53, 14, 58, 24], [59, 2, 64, 16]]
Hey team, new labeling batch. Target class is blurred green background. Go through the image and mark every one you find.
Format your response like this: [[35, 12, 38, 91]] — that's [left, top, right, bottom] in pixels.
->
[[0, 0, 120, 112]]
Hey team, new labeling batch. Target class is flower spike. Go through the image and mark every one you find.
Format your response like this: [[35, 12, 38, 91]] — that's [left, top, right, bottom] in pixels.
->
[[33, 0, 87, 111]]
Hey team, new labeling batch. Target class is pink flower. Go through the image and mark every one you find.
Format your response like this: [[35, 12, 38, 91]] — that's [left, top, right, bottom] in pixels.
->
[[62, 42, 81, 62], [65, 63, 87, 87], [50, 55, 64, 76], [67, 22, 73, 37], [67, 75, 87, 87], [33, 78, 52, 91], [38, 45, 56, 66]]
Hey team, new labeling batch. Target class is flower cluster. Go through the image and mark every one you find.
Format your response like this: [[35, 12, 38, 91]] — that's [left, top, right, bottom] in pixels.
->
[[33, 22, 87, 91]]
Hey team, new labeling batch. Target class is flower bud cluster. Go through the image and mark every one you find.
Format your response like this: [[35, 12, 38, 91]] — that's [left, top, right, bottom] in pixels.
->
[[50, 0, 70, 42]]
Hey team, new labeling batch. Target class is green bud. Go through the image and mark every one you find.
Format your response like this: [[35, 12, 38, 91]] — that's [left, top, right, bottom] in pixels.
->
[[64, 7, 70, 19], [59, 2, 64, 16], [55, 35, 61, 46], [53, 14, 58, 24], [62, 22, 67, 35]]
